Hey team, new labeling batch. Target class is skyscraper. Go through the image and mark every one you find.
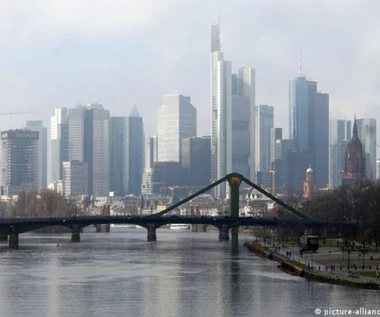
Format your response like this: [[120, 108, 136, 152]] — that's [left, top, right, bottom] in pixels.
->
[[26, 120, 47, 192], [181, 136, 211, 187], [211, 23, 255, 197], [110, 106, 144, 196], [110, 117, 125, 196], [314, 92, 329, 187], [127, 106, 145, 195], [1, 130, 39, 195], [270, 128, 282, 166], [157, 94, 197, 162], [50, 108, 69, 184], [141, 136, 158, 196], [329, 120, 351, 187], [62, 160, 88, 197], [289, 74, 329, 188], [68, 104, 110, 196], [356, 118, 376, 179], [231, 83, 251, 177], [255, 105, 274, 173]]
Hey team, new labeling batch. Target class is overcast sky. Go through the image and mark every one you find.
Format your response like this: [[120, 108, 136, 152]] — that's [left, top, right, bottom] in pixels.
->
[[0, 0, 380, 140]]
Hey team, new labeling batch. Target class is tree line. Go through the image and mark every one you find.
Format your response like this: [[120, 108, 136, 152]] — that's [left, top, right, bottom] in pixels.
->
[[279, 180, 380, 250], [12, 190, 80, 218]]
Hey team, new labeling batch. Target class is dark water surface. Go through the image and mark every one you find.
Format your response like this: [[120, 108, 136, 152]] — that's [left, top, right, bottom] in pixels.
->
[[0, 229, 378, 317]]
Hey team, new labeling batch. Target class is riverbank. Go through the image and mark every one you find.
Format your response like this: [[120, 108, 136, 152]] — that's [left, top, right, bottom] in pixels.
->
[[244, 241, 380, 290]]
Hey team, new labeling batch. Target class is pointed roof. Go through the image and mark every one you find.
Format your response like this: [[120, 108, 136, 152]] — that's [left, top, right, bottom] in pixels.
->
[[129, 104, 140, 117], [353, 114, 358, 140]]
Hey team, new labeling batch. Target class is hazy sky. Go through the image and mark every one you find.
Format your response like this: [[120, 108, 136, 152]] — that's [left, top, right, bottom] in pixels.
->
[[1, 0, 380, 140]]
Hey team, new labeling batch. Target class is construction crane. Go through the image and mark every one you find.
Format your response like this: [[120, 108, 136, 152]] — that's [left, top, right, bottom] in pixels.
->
[[0, 110, 38, 133], [0, 110, 38, 173], [0, 111, 37, 118]]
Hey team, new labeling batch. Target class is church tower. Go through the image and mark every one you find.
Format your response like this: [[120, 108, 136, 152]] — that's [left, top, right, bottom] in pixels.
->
[[342, 116, 366, 185], [303, 165, 315, 199]]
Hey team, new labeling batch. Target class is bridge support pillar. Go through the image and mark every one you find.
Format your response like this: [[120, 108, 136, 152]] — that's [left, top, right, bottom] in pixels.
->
[[71, 225, 81, 242], [9, 233, 19, 249], [219, 226, 229, 241], [147, 224, 157, 242], [191, 224, 204, 232], [0, 233, 8, 241], [231, 227, 239, 247], [100, 224, 110, 233]]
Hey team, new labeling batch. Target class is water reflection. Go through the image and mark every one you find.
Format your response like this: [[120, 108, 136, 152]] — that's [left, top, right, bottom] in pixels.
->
[[0, 230, 378, 317]]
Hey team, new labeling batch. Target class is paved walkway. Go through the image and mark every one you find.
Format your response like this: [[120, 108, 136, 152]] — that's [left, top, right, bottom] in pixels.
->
[[267, 245, 380, 284]]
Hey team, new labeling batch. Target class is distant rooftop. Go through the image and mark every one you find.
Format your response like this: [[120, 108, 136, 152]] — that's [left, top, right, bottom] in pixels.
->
[[129, 104, 140, 117]]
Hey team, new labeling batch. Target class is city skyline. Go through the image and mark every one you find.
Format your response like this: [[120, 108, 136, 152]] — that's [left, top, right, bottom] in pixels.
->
[[0, 1, 379, 143]]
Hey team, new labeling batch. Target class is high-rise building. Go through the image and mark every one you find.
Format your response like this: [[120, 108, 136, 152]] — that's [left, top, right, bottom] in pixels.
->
[[289, 74, 329, 188], [62, 160, 88, 197], [50, 108, 69, 184], [231, 90, 251, 177], [1, 130, 39, 195], [270, 128, 282, 166], [145, 136, 158, 170], [110, 106, 144, 196], [141, 136, 158, 196], [314, 93, 329, 187], [181, 136, 211, 187], [273, 139, 296, 194], [356, 118, 376, 179], [255, 105, 274, 173], [127, 106, 145, 195], [238, 68, 256, 181], [152, 161, 182, 195], [211, 23, 255, 197], [329, 120, 351, 187], [110, 117, 125, 196], [25, 120, 47, 192], [157, 94, 197, 163], [68, 104, 110, 196]]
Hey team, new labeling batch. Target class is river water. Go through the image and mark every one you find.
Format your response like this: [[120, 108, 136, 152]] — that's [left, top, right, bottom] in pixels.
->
[[0, 228, 378, 317]]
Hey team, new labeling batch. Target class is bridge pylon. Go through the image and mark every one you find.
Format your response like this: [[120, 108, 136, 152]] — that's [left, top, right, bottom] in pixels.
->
[[71, 225, 81, 242], [147, 224, 157, 242], [227, 173, 242, 246]]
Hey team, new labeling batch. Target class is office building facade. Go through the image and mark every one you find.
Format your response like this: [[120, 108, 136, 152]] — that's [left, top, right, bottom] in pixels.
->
[[356, 118, 376, 179], [68, 104, 110, 196], [255, 105, 274, 173], [289, 75, 329, 188], [50, 108, 69, 184], [110, 106, 144, 196], [26, 120, 47, 192], [329, 120, 351, 187], [157, 94, 197, 163], [62, 160, 88, 197], [181, 136, 211, 187], [1, 130, 39, 195], [211, 23, 255, 196]]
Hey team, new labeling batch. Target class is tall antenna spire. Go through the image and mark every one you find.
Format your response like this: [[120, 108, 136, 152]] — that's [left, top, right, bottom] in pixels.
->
[[298, 50, 302, 76], [218, 0, 221, 26]]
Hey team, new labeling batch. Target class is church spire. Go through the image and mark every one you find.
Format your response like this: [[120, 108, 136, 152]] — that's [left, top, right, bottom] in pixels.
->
[[353, 114, 358, 139]]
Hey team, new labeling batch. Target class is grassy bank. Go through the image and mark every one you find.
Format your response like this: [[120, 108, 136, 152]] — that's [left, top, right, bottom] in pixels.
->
[[245, 241, 380, 290]]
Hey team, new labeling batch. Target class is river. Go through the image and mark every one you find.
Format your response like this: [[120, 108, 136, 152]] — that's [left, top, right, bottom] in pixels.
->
[[0, 228, 378, 317]]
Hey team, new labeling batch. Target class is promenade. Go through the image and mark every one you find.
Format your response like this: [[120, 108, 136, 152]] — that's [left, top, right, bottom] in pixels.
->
[[248, 240, 380, 288]]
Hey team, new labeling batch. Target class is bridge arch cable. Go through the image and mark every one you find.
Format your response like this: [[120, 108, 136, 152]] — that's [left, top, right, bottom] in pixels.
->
[[148, 175, 229, 217], [240, 174, 313, 221]]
